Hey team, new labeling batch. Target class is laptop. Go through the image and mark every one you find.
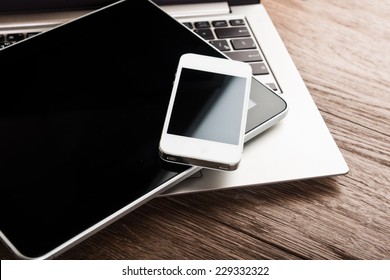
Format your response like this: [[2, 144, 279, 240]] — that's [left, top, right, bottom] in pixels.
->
[[156, 0, 349, 195], [0, 0, 348, 259]]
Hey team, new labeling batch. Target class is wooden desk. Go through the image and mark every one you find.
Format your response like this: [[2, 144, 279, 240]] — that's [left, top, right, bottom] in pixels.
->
[[1, 0, 389, 259]]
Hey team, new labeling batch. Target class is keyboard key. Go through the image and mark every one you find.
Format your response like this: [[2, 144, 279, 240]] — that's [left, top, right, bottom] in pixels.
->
[[225, 50, 263, 62], [194, 21, 210, 29], [249, 62, 269, 75], [214, 27, 250, 39], [0, 41, 12, 49], [26, 32, 39, 38], [231, 38, 256, 50], [194, 29, 214, 40], [212, 20, 228, 27], [7, 33, 25, 42], [229, 19, 245, 26], [209, 40, 230, 51], [0, 35, 5, 43], [266, 83, 278, 91], [182, 22, 193, 29]]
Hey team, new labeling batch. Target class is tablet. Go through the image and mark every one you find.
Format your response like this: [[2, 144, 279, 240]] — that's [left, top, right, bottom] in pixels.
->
[[0, 0, 286, 259]]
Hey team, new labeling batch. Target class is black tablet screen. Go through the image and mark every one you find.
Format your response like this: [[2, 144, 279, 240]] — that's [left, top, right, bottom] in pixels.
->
[[0, 0, 225, 258]]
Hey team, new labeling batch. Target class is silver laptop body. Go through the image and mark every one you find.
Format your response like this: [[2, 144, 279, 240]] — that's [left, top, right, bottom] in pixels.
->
[[158, 0, 349, 195]]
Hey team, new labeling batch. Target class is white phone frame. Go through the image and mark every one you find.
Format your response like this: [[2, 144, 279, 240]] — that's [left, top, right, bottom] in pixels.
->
[[159, 53, 252, 171]]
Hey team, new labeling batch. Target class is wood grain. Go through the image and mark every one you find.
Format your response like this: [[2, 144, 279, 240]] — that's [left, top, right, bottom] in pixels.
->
[[1, 0, 389, 259]]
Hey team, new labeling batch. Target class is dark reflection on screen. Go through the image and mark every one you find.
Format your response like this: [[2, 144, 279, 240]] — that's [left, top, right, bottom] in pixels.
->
[[167, 68, 246, 145]]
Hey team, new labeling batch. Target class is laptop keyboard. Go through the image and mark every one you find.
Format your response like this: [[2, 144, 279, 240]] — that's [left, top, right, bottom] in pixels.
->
[[0, 32, 39, 49], [179, 16, 281, 93], [0, 16, 280, 93]]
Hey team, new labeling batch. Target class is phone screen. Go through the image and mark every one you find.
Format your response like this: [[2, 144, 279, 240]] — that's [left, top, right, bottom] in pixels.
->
[[167, 68, 247, 145]]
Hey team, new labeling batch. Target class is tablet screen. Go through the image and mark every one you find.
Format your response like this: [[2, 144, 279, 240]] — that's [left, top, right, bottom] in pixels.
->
[[0, 0, 285, 258]]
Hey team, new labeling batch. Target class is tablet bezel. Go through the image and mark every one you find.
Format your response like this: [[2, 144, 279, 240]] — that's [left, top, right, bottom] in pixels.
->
[[0, 0, 286, 259]]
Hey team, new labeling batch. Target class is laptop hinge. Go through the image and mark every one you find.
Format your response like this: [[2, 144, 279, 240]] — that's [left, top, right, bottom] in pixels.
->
[[160, 2, 230, 18]]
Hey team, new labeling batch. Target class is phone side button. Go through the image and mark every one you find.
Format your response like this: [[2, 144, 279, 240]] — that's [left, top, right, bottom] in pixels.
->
[[166, 156, 178, 162], [219, 166, 229, 171]]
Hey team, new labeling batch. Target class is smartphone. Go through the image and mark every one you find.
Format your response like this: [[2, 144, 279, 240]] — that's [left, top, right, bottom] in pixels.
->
[[159, 53, 252, 171]]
